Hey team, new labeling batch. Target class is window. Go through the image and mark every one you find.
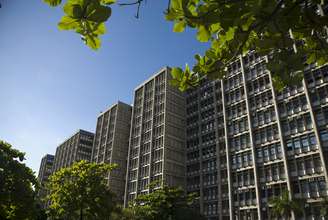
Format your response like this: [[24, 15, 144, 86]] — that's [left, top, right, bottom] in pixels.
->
[[286, 140, 293, 151], [294, 139, 301, 149], [263, 148, 269, 157], [309, 134, 317, 145], [320, 130, 328, 142], [270, 147, 276, 156], [257, 149, 263, 159], [301, 136, 309, 148]]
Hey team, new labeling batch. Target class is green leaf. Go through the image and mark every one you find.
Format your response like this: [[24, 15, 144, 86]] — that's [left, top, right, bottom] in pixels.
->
[[63, 3, 82, 19], [58, 16, 79, 30], [87, 5, 112, 23], [93, 23, 106, 35], [43, 0, 62, 7], [225, 27, 236, 41], [171, 67, 183, 80], [171, 0, 182, 10], [197, 25, 211, 42], [85, 35, 101, 50], [241, 15, 255, 31], [100, 0, 116, 5], [173, 21, 186, 32]]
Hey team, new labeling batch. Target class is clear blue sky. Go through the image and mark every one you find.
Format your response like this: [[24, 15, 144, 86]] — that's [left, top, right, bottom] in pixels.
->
[[0, 0, 207, 174]]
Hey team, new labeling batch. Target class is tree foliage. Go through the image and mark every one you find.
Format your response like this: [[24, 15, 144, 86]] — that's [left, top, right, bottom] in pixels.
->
[[46, 160, 117, 220], [320, 196, 328, 218], [120, 184, 205, 220], [166, 0, 328, 91], [269, 191, 304, 220], [0, 140, 39, 220], [44, 0, 328, 90], [43, 0, 115, 49]]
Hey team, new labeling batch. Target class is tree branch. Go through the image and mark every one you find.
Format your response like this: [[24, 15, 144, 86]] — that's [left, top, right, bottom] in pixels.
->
[[119, 0, 145, 18]]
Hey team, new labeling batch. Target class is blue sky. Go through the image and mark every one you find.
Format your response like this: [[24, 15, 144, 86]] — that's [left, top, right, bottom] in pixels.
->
[[0, 0, 208, 174]]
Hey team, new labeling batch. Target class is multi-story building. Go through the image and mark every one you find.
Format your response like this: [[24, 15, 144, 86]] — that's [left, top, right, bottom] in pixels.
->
[[92, 101, 132, 203], [37, 154, 55, 202], [52, 129, 94, 172], [124, 67, 186, 206], [186, 52, 328, 220], [38, 154, 55, 184]]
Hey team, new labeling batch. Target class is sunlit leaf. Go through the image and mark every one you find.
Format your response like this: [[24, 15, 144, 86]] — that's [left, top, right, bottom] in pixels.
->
[[43, 0, 62, 7], [58, 16, 79, 30]]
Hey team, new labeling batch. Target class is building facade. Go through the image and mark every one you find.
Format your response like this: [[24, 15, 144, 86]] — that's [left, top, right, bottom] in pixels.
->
[[92, 101, 132, 203], [37, 154, 55, 202], [186, 52, 328, 220], [124, 67, 186, 206], [38, 154, 55, 184], [52, 129, 94, 172]]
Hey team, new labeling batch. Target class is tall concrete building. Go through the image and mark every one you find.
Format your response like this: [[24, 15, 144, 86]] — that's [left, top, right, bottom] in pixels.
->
[[92, 101, 132, 202], [38, 154, 55, 184], [186, 52, 328, 220], [52, 129, 94, 172], [124, 67, 186, 206], [37, 154, 55, 202]]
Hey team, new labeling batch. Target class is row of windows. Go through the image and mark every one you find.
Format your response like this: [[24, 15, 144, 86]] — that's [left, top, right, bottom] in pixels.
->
[[138, 178, 149, 191], [244, 61, 266, 80], [232, 189, 257, 206], [229, 133, 251, 152], [200, 86, 214, 99], [231, 151, 253, 169], [201, 108, 215, 119], [243, 52, 261, 66], [232, 170, 255, 187], [286, 133, 317, 152], [202, 145, 216, 159], [281, 113, 312, 135], [256, 142, 282, 161], [203, 202, 219, 216], [320, 130, 328, 147], [309, 84, 328, 105], [305, 65, 328, 85], [203, 187, 218, 200], [289, 155, 323, 177], [227, 60, 241, 73], [202, 159, 216, 172], [203, 173, 218, 186], [226, 102, 247, 119], [225, 87, 245, 104], [253, 124, 279, 145], [228, 117, 248, 135], [260, 183, 287, 200], [278, 95, 308, 117], [315, 107, 328, 126], [276, 85, 304, 101], [292, 177, 327, 196], [251, 107, 276, 127], [247, 74, 270, 95], [258, 162, 286, 182], [224, 73, 243, 90], [187, 151, 199, 161], [202, 132, 216, 145], [249, 90, 273, 110]]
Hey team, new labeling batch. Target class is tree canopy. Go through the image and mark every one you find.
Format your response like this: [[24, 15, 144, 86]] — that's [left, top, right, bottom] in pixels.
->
[[269, 191, 303, 220], [44, 0, 328, 91], [46, 160, 118, 220], [121, 184, 205, 220], [0, 140, 39, 220]]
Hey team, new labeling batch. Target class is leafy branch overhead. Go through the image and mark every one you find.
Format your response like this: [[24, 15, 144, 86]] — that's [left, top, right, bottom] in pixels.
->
[[44, 0, 116, 49], [166, 0, 328, 91], [44, 0, 328, 90]]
